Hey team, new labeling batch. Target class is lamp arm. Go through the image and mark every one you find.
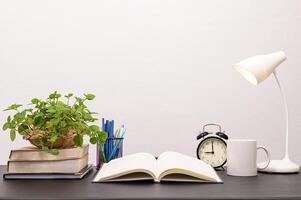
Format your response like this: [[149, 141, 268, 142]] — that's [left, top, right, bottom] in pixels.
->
[[273, 70, 289, 160]]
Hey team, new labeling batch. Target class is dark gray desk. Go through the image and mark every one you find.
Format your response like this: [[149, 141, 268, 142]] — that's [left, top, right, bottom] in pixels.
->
[[0, 166, 301, 200]]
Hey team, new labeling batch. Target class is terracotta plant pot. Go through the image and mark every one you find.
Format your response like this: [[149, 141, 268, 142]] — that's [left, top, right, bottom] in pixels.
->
[[25, 130, 78, 149]]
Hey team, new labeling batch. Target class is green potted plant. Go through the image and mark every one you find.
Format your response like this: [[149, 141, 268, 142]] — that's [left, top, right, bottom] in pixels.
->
[[2, 91, 107, 155]]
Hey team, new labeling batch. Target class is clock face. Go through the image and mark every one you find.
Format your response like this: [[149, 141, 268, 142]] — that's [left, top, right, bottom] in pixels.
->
[[197, 137, 227, 168]]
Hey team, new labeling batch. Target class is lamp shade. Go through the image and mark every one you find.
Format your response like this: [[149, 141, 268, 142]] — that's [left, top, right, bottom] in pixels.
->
[[233, 51, 286, 85]]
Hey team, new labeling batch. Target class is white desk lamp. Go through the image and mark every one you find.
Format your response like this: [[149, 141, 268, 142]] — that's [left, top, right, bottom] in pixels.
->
[[233, 51, 300, 173]]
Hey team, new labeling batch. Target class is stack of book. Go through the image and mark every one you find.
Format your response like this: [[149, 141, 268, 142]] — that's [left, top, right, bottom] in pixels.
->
[[4, 144, 92, 179]]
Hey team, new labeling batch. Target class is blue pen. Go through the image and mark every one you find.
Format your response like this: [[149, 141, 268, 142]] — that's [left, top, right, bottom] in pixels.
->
[[107, 121, 110, 160], [108, 128, 126, 161], [108, 120, 113, 161], [104, 120, 109, 160], [114, 128, 122, 157], [116, 126, 125, 157], [114, 128, 121, 146], [111, 120, 114, 154]]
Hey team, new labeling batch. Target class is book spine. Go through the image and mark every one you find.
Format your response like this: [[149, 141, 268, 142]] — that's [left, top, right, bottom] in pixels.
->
[[8, 151, 13, 160]]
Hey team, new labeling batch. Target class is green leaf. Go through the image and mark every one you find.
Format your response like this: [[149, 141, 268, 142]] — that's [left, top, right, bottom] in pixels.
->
[[31, 98, 39, 104], [60, 121, 67, 128], [89, 125, 100, 132], [90, 118, 98, 122], [48, 149, 59, 155], [84, 94, 95, 100], [76, 123, 89, 133], [2, 122, 10, 131], [17, 123, 28, 134], [75, 97, 84, 105], [9, 121, 16, 128], [46, 108, 56, 113], [10, 129, 16, 141], [34, 139, 42, 145], [7, 116, 11, 123], [4, 104, 22, 111], [54, 125, 60, 134], [13, 112, 25, 122], [48, 134, 58, 143], [27, 117, 34, 125], [65, 93, 73, 98], [89, 111, 98, 115], [33, 115, 43, 126], [73, 134, 83, 146], [24, 108, 33, 113], [48, 91, 60, 99], [89, 137, 97, 144], [98, 131, 107, 143]]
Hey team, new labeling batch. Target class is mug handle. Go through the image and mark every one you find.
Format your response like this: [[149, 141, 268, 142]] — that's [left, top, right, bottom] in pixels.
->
[[256, 145, 271, 170]]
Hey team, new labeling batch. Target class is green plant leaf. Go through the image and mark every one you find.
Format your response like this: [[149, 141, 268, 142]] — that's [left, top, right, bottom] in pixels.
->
[[65, 93, 73, 98], [73, 134, 83, 146], [60, 121, 67, 128], [27, 117, 34, 125], [31, 98, 39, 104], [89, 125, 100, 132], [34, 139, 42, 145], [54, 125, 60, 134], [13, 112, 25, 122], [46, 108, 56, 113], [48, 134, 58, 143], [33, 115, 43, 126], [49, 91, 61, 99], [48, 149, 59, 155], [98, 131, 107, 143], [24, 108, 33, 114], [83, 113, 92, 121], [75, 97, 84, 105], [84, 94, 95, 100], [89, 137, 97, 144], [2, 122, 10, 131], [18, 123, 28, 134], [10, 129, 16, 141], [4, 104, 22, 111], [7, 116, 11, 123]]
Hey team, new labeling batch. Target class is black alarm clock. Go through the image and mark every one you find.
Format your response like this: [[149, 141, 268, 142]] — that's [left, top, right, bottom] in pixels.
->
[[196, 123, 228, 169]]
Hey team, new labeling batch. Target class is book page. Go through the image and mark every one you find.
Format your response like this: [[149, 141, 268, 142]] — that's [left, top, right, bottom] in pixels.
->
[[157, 151, 222, 182], [93, 153, 157, 182]]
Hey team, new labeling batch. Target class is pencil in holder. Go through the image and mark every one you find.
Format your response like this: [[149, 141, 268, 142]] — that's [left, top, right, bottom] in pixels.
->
[[96, 137, 124, 169]]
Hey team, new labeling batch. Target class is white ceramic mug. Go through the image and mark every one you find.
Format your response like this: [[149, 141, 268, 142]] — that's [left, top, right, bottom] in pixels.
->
[[227, 139, 270, 176]]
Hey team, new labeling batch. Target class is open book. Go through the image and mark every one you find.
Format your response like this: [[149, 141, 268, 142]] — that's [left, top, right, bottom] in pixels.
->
[[93, 151, 222, 183]]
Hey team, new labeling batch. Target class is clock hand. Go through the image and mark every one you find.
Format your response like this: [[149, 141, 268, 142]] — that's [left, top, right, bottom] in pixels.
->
[[211, 141, 214, 153]]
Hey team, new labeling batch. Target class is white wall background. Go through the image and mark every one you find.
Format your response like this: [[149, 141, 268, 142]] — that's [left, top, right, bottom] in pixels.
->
[[0, 0, 300, 165]]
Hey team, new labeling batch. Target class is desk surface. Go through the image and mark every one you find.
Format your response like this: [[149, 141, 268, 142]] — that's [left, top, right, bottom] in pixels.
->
[[0, 166, 301, 200]]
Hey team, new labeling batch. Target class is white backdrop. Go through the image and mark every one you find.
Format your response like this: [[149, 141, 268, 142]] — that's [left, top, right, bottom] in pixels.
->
[[0, 0, 301, 165]]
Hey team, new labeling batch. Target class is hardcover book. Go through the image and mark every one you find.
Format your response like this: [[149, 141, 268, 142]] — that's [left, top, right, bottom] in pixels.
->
[[4, 164, 93, 180], [9, 144, 89, 161], [7, 154, 88, 174], [93, 151, 222, 183]]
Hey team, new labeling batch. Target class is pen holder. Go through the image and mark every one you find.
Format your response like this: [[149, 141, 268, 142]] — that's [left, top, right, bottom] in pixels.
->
[[96, 137, 124, 169]]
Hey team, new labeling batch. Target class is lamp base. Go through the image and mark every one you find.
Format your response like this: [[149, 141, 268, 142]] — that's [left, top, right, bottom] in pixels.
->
[[258, 158, 300, 173]]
